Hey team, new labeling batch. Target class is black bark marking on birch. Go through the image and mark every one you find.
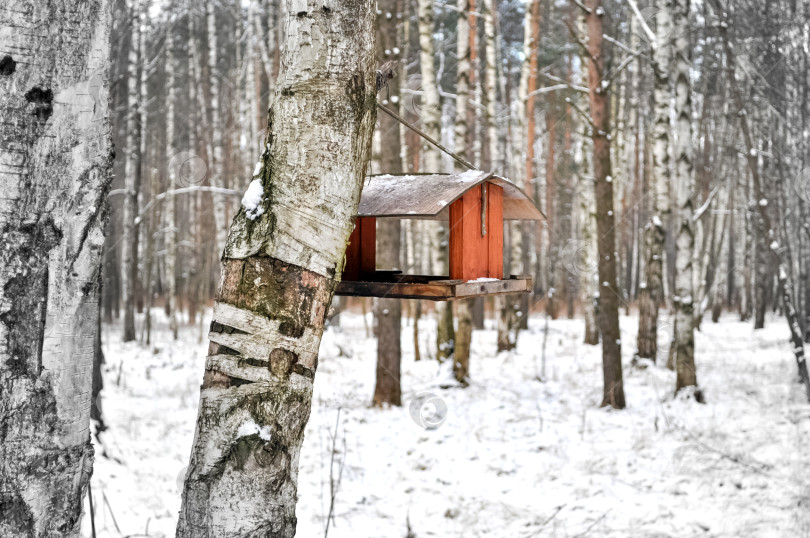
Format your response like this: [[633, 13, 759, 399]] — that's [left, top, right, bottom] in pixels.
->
[[0, 218, 62, 377], [68, 164, 110, 275], [0, 55, 16, 76], [0, 490, 35, 535], [24, 87, 54, 122]]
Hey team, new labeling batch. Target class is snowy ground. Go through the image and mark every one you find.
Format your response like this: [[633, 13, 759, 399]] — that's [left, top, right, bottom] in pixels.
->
[[83, 308, 810, 538]]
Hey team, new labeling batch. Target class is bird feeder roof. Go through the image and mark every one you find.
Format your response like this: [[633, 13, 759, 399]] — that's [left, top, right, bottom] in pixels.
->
[[357, 171, 544, 221]]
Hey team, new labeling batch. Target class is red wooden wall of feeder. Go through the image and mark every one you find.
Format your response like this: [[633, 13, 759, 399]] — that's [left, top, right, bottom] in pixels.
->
[[339, 171, 544, 301]]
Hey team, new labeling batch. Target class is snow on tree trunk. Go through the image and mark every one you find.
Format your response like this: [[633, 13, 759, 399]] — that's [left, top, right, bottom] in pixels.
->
[[122, 0, 142, 342], [373, 0, 403, 407], [585, 0, 626, 408], [175, 2, 377, 535], [637, 0, 672, 361], [0, 0, 113, 534], [671, 0, 700, 398]]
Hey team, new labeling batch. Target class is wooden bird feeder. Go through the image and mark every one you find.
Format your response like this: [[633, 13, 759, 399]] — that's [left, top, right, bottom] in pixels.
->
[[337, 171, 544, 301]]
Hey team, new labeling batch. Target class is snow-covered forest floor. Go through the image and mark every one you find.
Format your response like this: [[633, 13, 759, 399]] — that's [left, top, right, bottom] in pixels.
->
[[83, 308, 810, 538]]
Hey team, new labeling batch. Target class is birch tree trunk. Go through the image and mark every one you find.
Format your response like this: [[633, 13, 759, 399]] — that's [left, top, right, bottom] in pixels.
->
[[373, 0, 403, 406], [417, 0, 454, 362], [0, 0, 113, 534], [453, 0, 473, 383], [122, 0, 142, 342], [487, 0, 516, 352], [575, 8, 599, 346], [176, 1, 377, 535], [165, 9, 178, 340], [585, 0, 625, 408], [636, 0, 672, 361], [207, 0, 229, 255], [670, 0, 699, 397]]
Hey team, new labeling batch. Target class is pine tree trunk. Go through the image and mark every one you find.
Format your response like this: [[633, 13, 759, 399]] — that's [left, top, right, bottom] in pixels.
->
[[0, 0, 113, 534], [122, 0, 142, 342], [671, 0, 699, 398], [176, 2, 377, 535], [636, 0, 671, 361], [373, 1, 403, 407], [585, 0, 625, 408]]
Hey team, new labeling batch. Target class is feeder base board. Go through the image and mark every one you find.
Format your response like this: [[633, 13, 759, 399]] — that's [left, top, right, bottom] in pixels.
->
[[336, 273, 532, 301]]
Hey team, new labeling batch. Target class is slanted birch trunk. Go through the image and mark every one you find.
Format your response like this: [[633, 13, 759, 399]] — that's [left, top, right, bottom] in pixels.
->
[[670, 0, 699, 397], [585, 0, 626, 408], [0, 0, 113, 534], [176, 1, 377, 535], [637, 0, 671, 361]]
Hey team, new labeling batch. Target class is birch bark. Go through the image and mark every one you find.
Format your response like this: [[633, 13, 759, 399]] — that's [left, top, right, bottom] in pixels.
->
[[637, 0, 672, 361], [671, 0, 699, 397], [176, 1, 377, 535], [206, 0, 229, 255], [0, 0, 113, 534], [165, 8, 178, 340], [417, 0, 454, 362], [122, 0, 142, 342], [453, 0, 473, 384]]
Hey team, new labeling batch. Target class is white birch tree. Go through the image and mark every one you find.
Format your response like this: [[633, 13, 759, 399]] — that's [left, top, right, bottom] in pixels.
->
[[176, 1, 377, 535], [417, 0, 454, 362], [670, 0, 700, 397], [0, 0, 113, 534], [122, 0, 143, 342], [637, 0, 672, 361]]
